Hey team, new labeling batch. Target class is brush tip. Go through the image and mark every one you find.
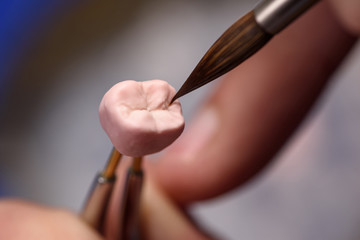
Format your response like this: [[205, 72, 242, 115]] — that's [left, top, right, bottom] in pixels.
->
[[172, 11, 272, 99], [170, 93, 180, 104]]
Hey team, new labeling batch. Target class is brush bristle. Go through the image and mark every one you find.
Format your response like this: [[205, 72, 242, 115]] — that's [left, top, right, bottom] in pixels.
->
[[172, 11, 272, 101]]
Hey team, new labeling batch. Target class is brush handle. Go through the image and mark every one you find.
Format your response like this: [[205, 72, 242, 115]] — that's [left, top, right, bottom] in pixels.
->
[[81, 173, 115, 234], [119, 169, 143, 240], [254, 0, 320, 35]]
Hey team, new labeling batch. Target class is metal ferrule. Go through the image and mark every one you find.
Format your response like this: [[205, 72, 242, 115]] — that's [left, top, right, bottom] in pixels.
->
[[254, 0, 320, 35]]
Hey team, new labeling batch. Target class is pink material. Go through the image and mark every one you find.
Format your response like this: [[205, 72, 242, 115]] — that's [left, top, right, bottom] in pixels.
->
[[99, 80, 185, 157]]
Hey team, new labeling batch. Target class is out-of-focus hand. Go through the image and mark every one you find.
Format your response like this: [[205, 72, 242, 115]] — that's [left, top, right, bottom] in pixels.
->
[[0, 200, 102, 240], [0, 181, 212, 240]]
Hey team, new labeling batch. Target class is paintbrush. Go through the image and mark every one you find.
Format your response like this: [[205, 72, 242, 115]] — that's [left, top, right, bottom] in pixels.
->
[[172, 0, 320, 102], [118, 156, 144, 240], [81, 148, 122, 234]]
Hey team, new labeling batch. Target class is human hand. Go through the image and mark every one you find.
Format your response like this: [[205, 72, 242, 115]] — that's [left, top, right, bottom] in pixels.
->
[[0, 200, 102, 240], [0, 180, 211, 240]]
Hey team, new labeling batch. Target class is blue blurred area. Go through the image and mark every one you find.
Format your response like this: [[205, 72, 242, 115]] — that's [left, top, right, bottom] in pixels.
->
[[0, 0, 83, 194], [0, 0, 82, 109]]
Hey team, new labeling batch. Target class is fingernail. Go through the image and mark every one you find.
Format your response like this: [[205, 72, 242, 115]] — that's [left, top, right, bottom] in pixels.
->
[[169, 107, 219, 160]]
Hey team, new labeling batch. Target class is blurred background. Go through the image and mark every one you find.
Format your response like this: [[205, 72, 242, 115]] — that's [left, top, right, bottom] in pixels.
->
[[1, 0, 360, 239]]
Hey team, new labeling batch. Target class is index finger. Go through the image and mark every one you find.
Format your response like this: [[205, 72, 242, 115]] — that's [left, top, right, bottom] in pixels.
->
[[148, 1, 357, 204]]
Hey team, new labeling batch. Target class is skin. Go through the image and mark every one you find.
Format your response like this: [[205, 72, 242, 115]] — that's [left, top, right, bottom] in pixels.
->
[[0, 1, 359, 239]]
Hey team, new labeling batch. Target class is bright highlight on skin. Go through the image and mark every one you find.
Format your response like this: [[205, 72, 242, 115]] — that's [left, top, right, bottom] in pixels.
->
[[99, 80, 185, 157]]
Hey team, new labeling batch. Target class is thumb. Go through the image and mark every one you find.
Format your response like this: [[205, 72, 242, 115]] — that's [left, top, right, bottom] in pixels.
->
[[148, 2, 356, 204]]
